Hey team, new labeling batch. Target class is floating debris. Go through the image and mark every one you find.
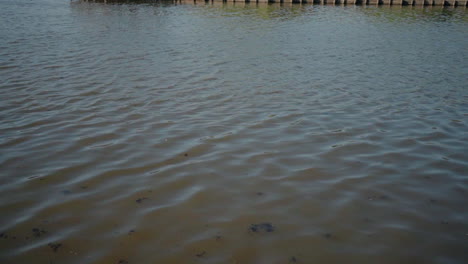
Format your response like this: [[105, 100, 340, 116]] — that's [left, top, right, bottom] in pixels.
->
[[118, 259, 129, 264], [249, 223, 275, 233], [195, 251, 206, 257], [256, 192, 264, 196], [289, 256, 298, 263], [184, 153, 189, 157], [32, 228, 47, 237], [323, 233, 332, 239], [48, 243, 62, 252], [136, 197, 148, 204]]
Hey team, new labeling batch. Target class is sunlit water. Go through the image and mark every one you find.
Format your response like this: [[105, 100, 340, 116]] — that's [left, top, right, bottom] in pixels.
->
[[0, 1, 467, 263]]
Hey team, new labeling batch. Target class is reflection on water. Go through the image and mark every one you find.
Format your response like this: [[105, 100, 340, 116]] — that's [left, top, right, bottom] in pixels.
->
[[0, 1, 467, 263]]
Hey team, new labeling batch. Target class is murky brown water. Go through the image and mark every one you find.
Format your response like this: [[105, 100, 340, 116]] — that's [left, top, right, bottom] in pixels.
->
[[1, 0, 467, 263]]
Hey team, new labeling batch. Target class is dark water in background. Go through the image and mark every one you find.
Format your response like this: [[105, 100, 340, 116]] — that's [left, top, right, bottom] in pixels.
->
[[0, 0, 467, 263]]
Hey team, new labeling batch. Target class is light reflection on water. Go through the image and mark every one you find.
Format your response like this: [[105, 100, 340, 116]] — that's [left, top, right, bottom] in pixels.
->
[[0, 1, 467, 263]]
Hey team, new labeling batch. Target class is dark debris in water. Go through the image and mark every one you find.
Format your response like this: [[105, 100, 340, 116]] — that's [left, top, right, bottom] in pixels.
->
[[136, 197, 148, 204], [32, 228, 47, 237], [249, 222, 275, 233], [289, 256, 298, 263], [195, 251, 206, 257], [48, 242, 62, 252], [323, 233, 332, 239], [118, 259, 129, 264], [0, 232, 18, 240]]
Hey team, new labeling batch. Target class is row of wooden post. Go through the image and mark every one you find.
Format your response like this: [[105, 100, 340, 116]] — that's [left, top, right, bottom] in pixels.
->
[[87, 0, 467, 6], [206, 0, 467, 6]]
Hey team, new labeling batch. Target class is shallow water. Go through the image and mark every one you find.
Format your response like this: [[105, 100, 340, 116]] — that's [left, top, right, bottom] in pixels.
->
[[0, 1, 467, 263]]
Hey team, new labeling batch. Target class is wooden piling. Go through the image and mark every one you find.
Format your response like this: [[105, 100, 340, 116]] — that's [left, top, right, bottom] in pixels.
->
[[187, 0, 466, 6]]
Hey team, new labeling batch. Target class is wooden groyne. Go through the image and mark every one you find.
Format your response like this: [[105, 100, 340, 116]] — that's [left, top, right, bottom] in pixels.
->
[[88, 0, 467, 6], [204, 0, 467, 6]]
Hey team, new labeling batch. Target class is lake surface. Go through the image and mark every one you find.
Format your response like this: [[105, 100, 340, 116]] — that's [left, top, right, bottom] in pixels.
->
[[0, 0, 467, 263]]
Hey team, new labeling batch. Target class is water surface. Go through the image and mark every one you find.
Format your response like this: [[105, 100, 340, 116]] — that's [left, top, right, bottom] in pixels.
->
[[0, 1, 467, 263]]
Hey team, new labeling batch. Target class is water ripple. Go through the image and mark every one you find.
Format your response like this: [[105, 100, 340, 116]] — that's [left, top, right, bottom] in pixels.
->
[[0, 1, 467, 264]]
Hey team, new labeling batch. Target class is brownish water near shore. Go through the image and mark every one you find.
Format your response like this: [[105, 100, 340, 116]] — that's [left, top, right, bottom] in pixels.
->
[[0, 1, 467, 263]]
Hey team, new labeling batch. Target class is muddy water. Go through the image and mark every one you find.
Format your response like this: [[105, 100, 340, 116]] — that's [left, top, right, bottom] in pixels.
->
[[0, 1, 467, 263]]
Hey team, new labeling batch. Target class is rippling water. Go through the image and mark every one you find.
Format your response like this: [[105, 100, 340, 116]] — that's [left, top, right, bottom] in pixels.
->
[[0, 0, 467, 263]]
